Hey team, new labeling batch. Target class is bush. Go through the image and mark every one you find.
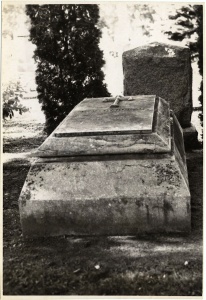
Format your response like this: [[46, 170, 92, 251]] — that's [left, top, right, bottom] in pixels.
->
[[3, 82, 29, 120]]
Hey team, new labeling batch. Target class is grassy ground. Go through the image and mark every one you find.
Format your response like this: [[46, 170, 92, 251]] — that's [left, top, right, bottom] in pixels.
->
[[3, 106, 203, 296]]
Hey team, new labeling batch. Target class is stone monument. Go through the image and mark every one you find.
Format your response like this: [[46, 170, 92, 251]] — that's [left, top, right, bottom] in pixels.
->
[[19, 95, 191, 237], [123, 42, 198, 145]]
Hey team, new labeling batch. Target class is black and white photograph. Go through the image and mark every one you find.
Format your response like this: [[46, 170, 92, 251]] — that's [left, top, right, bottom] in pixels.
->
[[2, 1, 204, 297]]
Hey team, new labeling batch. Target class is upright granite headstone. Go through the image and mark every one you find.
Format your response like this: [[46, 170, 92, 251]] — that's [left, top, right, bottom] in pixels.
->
[[19, 95, 191, 237], [123, 42, 193, 128]]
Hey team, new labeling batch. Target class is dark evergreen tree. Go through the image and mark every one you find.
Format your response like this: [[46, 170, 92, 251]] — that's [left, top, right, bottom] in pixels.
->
[[165, 5, 203, 135], [26, 4, 110, 134]]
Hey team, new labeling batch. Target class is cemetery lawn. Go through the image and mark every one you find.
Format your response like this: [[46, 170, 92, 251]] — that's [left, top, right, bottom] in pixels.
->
[[3, 117, 203, 296]]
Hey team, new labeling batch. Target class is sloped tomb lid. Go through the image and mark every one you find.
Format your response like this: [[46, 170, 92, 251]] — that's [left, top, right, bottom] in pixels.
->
[[35, 95, 172, 157]]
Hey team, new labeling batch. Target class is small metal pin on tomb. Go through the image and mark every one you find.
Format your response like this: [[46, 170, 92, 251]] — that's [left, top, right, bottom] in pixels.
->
[[18, 95, 191, 237]]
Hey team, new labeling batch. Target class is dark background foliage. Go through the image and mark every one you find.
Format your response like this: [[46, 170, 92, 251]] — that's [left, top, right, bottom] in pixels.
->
[[165, 5, 203, 132], [26, 4, 110, 134]]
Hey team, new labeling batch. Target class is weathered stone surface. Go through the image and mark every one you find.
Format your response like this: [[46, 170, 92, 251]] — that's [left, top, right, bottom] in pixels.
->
[[19, 154, 190, 237], [19, 96, 191, 237], [34, 95, 171, 157], [123, 42, 193, 128]]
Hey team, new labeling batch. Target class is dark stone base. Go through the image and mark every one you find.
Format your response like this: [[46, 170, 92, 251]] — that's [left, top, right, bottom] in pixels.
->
[[183, 125, 200, 150]]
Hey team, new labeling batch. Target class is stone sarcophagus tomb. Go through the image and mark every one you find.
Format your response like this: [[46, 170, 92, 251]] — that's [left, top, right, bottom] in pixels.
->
[[19, 95, 191, 237]]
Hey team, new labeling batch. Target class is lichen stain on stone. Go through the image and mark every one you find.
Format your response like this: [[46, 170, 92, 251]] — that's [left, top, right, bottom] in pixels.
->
[[32, 164, 45, 173], [121, 197, 128, 205], [20, 189, 31, 206], [146, 204, 150, 224], [45, 164, 57, 171], [163, 199, 174, 225], [152, 204, 162, 216], [19, 197, 26, 207], [135, 198, 144, 208], [71, 164, 80, 171], [28, 173, 44, 184], [155, 163, 181, 186], [27, 180, 34, 186], [25, 189, 31, 200]]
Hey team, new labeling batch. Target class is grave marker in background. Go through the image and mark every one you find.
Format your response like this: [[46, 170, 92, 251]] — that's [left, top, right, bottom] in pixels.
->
[[123, 42, 193, 128]]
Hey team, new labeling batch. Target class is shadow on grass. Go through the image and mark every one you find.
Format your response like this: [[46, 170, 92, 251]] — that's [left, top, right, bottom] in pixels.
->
[[3, 160, 30, 210], [3, 152, 203, 296], [3, 135, 47, 153]]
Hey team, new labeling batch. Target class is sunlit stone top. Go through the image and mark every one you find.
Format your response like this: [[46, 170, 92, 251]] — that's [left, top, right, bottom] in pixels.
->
[[35, 95, 172, 157]]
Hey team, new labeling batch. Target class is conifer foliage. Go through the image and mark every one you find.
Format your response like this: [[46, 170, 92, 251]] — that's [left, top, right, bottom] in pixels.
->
[[165, 5, 203, 132], [26, 4, 110, 134]]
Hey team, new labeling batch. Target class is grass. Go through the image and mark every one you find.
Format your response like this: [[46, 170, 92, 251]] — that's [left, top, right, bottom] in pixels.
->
[[3, 106, 203, 296]]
